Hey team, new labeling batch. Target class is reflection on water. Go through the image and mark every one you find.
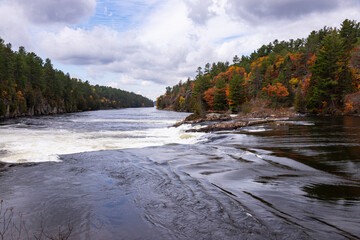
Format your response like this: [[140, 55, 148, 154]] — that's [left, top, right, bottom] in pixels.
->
[[304, 184, 360, 201], [0, 111, 359, 239]]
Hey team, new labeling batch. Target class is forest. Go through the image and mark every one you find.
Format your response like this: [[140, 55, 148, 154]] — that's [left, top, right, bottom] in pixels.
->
[[0, 40, 154, 118], [156, 19, 360, 115]]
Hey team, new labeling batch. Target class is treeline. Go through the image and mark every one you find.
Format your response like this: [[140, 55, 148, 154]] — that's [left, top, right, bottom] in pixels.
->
[[0, 39, 153, 118], [157, 19, 360, 115]]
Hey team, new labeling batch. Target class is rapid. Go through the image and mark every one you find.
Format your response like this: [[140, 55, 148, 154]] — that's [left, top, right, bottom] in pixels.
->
[[0, 108, 359, 239]]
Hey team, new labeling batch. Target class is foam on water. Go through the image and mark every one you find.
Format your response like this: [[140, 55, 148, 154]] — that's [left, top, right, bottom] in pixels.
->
[[0, 116, 205, 163], [71, 118, 176, 124]]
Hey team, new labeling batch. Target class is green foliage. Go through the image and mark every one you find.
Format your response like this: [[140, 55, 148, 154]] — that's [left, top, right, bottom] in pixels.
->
[[307, 30, 350, 113], [0, 38, 153, 117], [229, 74, 246, 112], [213, 78, 228, 111]]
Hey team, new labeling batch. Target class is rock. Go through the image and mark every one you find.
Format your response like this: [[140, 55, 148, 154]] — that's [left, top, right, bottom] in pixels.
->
[[186, 118, 289, 133], [173, 113, 231, 127], [205, 113, 232, 121]]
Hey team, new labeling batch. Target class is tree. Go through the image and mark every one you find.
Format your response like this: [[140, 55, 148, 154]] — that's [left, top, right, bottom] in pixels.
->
[[340, 19, 359, 52], [196, 66, 203, 78], [228, 73, 246, 112], [306, 31, 350, 113], [233, 55, 240, 64], [166, 86, 172, 95], [213, 78, 228, 111], [204, 63, 210, 74], [203, 87, 216, 110]]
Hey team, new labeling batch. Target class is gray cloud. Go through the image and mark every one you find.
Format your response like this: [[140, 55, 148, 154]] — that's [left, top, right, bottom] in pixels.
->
[[185, 0, 215, 24], [16, 0, 96, 25], [227, 0, 340, 22]]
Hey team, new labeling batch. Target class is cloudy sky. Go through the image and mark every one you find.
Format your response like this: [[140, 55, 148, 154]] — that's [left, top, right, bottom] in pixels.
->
[[0, 0, 359, 100]]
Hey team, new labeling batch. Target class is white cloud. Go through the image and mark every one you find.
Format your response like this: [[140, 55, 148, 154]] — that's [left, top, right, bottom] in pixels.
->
[[119, 75, 137, 85], [141, 80, 152, 86], [1, 0, 360, 101], [38, 26, 121, 65], [0, 1, 32, 49]]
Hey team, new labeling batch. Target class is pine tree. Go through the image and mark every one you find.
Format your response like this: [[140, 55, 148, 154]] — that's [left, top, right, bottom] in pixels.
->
[[228, 73, 246, 112], [307, 31, 349, 113], [213, 78, 228, 111]]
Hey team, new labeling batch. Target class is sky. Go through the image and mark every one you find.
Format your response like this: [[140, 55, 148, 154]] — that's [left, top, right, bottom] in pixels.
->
[[0, 0, 359, 100]]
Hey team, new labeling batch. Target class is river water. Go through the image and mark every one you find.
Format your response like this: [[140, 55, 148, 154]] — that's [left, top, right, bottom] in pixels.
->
[[0, 108, 359, 239]]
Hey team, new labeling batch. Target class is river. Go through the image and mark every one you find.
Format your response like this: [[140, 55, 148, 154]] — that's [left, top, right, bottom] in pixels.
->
[[0, 108, 359, 239]]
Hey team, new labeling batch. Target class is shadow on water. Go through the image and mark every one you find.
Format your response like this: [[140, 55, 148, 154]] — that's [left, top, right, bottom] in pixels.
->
[[304, 184, 360, 201], [0, 113, 360, 239]]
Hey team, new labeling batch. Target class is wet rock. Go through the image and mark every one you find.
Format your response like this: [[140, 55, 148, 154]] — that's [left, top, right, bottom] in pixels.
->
[[186, 118, 289, 133]]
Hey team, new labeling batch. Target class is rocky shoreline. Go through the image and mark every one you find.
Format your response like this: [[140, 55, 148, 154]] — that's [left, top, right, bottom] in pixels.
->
[[173, 109, 300, 133]]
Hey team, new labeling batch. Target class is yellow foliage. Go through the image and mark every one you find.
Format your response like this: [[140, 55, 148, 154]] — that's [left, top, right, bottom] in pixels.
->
[[179, 96, 185, 108], [289, 78, 300, 89], [275, 56, 284, 68]]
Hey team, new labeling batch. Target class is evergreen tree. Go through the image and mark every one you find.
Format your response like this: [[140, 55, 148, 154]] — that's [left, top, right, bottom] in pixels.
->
[[228, 73, 246, 112], [307, 31, 349, 113], [213, 78, 228, 111]]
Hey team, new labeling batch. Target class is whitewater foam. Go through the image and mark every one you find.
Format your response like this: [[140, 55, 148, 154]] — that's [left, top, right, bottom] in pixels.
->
[[0, 122, 205, 164]]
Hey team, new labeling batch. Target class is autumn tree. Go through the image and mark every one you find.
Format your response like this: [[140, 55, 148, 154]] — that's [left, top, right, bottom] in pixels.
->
[[262, 82, 289, 107], [203, 87, 216, 110]]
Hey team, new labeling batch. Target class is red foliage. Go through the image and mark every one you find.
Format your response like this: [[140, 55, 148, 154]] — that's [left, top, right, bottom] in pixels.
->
[[203, 87, 216, 109]]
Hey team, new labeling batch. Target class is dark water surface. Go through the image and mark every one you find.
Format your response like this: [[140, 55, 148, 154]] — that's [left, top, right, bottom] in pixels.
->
[[0, 109, 359, 239]]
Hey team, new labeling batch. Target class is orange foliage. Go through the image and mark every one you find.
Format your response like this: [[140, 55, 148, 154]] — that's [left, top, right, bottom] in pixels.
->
[[214, 72, 226, 83], [16, 90, 24, 100], [288, 52, 302, 63], [251, 56, 268, 71], [275, 55, 284, 68], [344, 101, 354, 113], [344, 92, 360, 114], [302, 76, 311, 94], [225, 84, 230, 97], [224, 66, 246, 81], [203, 87, 216, 109], [262, 83, 289, 98], [307, 53, 316, 66]]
